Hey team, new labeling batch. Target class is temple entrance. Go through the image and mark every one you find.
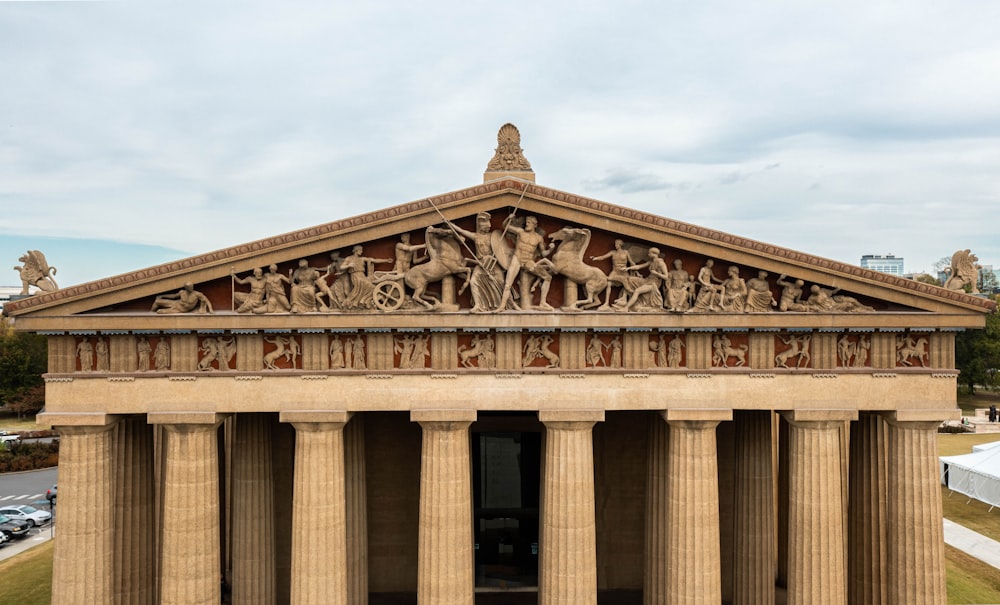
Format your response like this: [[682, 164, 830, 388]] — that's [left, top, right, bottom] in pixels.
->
[[472, 416, 541, 591]]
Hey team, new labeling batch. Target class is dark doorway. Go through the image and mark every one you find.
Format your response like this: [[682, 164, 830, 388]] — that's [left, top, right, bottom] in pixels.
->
[[472, 424, 541, 590]]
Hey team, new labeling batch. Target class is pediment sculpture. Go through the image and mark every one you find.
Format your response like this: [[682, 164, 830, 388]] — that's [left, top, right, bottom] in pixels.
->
[[943, 249, 981, 293], [13, 250, 58, 295], [146, 211, 885, 316]]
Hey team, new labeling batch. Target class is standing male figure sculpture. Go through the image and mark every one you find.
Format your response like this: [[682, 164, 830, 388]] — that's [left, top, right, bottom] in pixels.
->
[[498, 215, 555, 311]]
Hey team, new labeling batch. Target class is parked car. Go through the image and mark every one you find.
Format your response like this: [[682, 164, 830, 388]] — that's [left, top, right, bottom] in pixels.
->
[[0, 514, 30, 540], [0, 505, 51, 527], [46, 484, 57, 503]]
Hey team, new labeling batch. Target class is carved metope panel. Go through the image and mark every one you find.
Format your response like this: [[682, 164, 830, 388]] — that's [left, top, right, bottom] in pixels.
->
[[773, 333, 811, 369], [895, 333, 930, 368], [837, 333, 871, 368], [457, 333, 496, 369], [715, 332, 751, 368], [263, 335, 301, 371], [522, 333, 560, 369]]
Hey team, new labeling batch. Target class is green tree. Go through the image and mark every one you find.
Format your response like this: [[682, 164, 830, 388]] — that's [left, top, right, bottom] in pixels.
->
[[0, 317, 47, 411], [955, 308, 1000, 394]]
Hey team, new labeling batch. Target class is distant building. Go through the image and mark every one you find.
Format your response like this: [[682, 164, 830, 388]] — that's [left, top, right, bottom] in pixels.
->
[[860, 254, 904, 276], [979, 265, 1000, 293], [0, 286, 25, 312]]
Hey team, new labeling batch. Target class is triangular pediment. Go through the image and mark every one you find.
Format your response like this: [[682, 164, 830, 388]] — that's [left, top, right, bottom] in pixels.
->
[[6, 178, 993, 332]]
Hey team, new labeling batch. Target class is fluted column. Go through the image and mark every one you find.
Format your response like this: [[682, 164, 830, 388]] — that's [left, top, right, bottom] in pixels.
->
[[885, 411, 956, 605], [42, 415, 116, 605], [644, 414, 669, 605], [113, 416, 155, 605], [232, 413, 277, 604], [665, 409, 730, 605], [538, 410, 603, 605], [848, 412, 888, 605], [280, 411, 350, 605], [150, 412, 226, 605], [733, 410, 775, 605], [345, 414, 369, 605], [413, 410, 477, 605], [782, 410, 856, 605]]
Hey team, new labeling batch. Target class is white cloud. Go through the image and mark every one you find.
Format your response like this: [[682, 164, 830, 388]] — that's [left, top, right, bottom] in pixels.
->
[[0, 0, 998, 284]]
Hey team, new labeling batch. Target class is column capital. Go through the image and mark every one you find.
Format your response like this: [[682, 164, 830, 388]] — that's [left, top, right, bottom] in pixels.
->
[[538, 409, 604, 429], [280, 410, 352, 425], [662, 408, 732, 424], [780, 409, 857, 427], [38, 412, 120, 428], [882, 409, 960, 426], [147, 411, 229, 426], [411, 410, 477, 431]]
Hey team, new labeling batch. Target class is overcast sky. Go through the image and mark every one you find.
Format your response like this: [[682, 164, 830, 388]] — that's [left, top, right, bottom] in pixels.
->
[[2, 0, 999, 288]]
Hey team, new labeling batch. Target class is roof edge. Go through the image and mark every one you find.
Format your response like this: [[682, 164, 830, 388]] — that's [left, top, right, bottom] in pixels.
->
[[6, 179, 996, 315]]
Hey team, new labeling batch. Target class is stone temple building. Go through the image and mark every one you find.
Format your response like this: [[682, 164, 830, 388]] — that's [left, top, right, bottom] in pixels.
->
[[6, 124, 994, 605]]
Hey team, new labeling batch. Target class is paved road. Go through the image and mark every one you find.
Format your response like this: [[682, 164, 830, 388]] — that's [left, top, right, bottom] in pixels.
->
[[0, 467, 57, 561], [0, 467, 57, 503]]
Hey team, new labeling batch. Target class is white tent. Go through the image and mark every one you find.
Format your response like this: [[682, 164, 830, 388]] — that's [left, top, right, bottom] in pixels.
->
[[940, 446, 1000, 509], [972, 440, 1000, 453]]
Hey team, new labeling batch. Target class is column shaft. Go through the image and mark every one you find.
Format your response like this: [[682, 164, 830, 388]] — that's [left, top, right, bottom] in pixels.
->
[[886, 420, 947, 604], [666, 419, 723, 605], [51, 424, 116, 605], [416, 416, 475, 605], [232, 413, 277, 604], [644, 416, 669, 605], [290, 422, 348, 605], [848, 413, 888, 605], [539, 414, 600, 605], [785, 417, 848, 605], [160, 422, 223, 605], [733, 410, 775, 605], [345, 415, 369, 605], [113, 416, 156, 605]]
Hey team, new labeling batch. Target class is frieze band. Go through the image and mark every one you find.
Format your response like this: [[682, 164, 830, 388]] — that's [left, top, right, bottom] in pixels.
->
[[63, 329, 937, 373]]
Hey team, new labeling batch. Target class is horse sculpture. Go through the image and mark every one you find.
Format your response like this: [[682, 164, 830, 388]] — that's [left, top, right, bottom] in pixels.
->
[[775, 334, 811, 368], [403, 226, 472, 310], [534, 227, 608, 311], [897, 337, 928, 367]]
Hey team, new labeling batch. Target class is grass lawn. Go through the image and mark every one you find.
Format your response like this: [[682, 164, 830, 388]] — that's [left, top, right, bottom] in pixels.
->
[[0, 413, 44, 433], [0, 541, 52, 605]]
